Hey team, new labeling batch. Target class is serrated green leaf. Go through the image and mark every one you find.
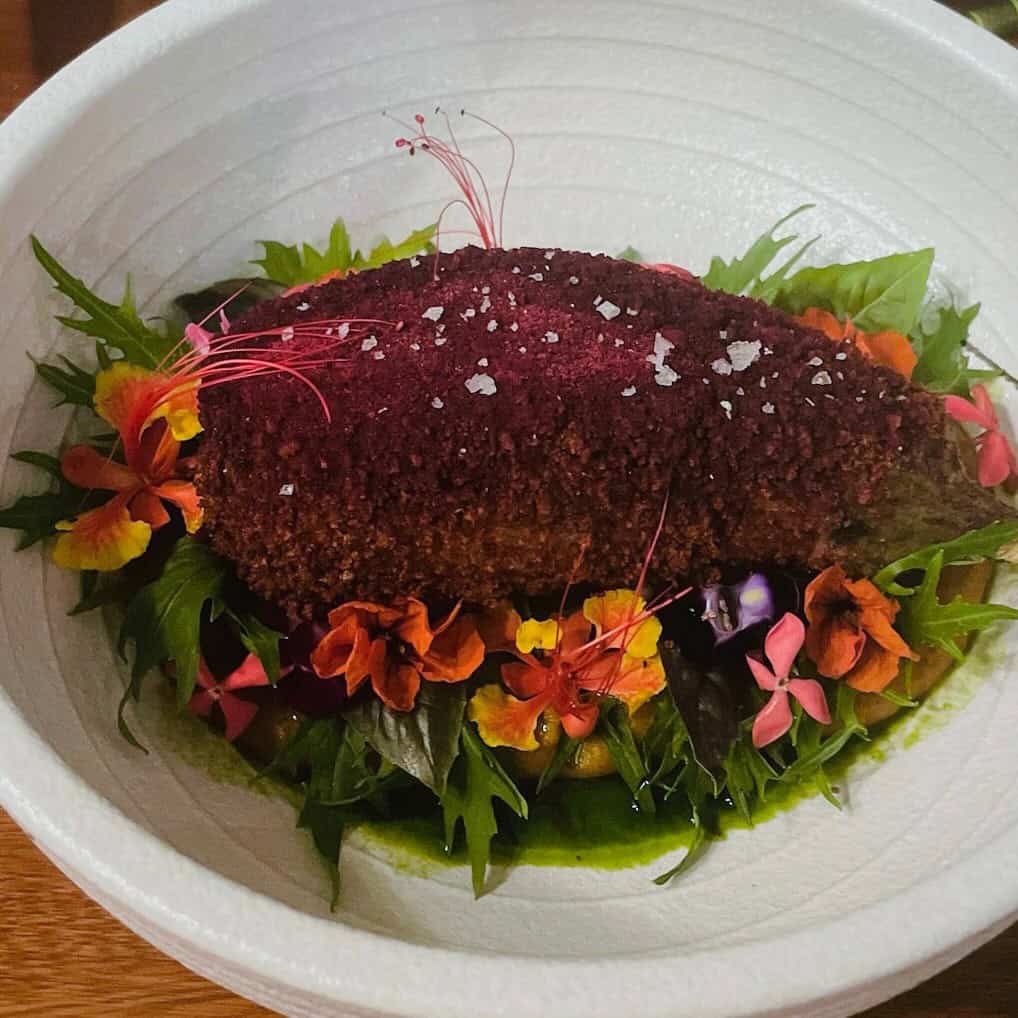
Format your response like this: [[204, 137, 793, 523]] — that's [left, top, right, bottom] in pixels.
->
[[254, 218, 436, 286], [442, 725, 527, 897], [32, 236, 179, 369], [872, 520, 1018, 595], [771, 247, 934, 334], [910, 302, 986, 396], [900, 549, 1018, 660], [362, 224, 435, 269], [598, 698, 655, 815], [31, 353, 97, 408], [118, 538, 230, 708], [701, 205, 814, 296], [10, 450, 62, 478], [0, 452, 103, 549]]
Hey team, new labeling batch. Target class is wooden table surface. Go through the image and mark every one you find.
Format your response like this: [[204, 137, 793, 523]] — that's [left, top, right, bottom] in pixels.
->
[[2, 1, 1017, 1016]]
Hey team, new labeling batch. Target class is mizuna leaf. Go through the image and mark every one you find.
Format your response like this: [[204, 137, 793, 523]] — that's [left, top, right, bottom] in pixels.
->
[[441, 725, 527, 897], [32, 235, 180, 369]]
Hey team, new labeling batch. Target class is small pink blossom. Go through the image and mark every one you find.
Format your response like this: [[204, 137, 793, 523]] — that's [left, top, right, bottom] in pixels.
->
[[184, 321, 213, 355], [189, 654, 270, 741], [747, 613, 831, 748], [944, 384, 1017, 488]]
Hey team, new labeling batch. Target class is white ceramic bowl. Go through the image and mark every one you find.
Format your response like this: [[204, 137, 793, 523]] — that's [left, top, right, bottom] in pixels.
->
[[2, 1, 1018, 1015]]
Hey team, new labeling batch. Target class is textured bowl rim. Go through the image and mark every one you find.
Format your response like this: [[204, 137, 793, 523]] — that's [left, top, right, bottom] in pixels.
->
[[1, 1, 1017, 1016]]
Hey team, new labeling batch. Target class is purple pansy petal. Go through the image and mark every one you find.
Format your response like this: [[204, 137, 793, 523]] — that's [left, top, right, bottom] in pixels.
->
[[763, 612, 805, 680], [752, 689, 793, 748], [702, 573, 775, 643], [787, 678, 832, 725]]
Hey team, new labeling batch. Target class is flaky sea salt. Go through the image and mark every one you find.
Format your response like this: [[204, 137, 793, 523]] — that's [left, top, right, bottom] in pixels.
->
[[621, 385, 637, 397], [465, 372, 497, 396], [487, 320, 499, 332], [543, 331, 559, 344], [726, 340, 762, 371], [296, 301, 311, 312], [597, 300, 622, 321], [711, 358, 733, 376], [373, 350, 385, 360], [529, 272, 544, 282], [655, 365, 679, 387], [361, 336, 378, 352], [720, 400, 733, 420], [808, 356, 824, 367], [281, 326, 295, 342], [279, 484, 295, 495], [422, 305, 444, 321], [431, 397, 444, 409], [811, 371, 832, 386], [762, 403, 775, 414]]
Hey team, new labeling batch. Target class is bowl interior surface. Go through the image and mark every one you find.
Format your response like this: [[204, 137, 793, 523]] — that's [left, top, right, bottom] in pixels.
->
[[1, 1, 1018, 1016]]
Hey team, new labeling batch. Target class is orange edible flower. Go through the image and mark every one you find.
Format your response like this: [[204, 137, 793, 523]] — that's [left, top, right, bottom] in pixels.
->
[[53, 364, 204, 572], [804, 565, 919, 693], [311, 597, 484, 711], [468, 596, 666, 752], [796, 307, 917, 379]]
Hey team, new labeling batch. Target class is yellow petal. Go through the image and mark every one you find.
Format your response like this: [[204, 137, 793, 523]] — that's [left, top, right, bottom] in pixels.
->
[[515, 617, 562, 654], [467, 683, 548, 751], [583, 588, 662, 660], [52, 498, 151, 572], [94, 363, 202, 444]]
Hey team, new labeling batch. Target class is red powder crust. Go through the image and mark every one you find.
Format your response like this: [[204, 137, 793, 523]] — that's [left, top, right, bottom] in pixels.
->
[[195, 246, 1003, 617]]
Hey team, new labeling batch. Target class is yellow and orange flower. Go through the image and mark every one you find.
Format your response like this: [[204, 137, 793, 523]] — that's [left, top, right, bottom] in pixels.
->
[[468, 590, 666, 752], [804, 565, 918, 693], [795, 307, 917, 379], [311, 597, 485, 711], [52, 363, 204, 572]]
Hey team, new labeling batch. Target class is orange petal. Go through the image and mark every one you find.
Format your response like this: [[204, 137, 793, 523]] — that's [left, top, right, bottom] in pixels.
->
[[372, 658, 421, 712], [468, 684, 551, 751], [559, 610, 594, 655], [393, 597, 434, 658], [60, 445, 139, 493], [796, 307, 850, 342], [806, 614, 865, 678], [844, 578, 918, 661], [52, 496, 152, 572], [855, 330, 917, 379], [580, 653, 666, 714], [94, 364, 201, 467], [846, 639, 903, 693], [476, 604, 522, 654], [149, 480, 203, 533], [311, 614, 367, 679], [804, 564, 850, 621], [501, 660, 550, 700], [129, 489, 170, 529], [135, 419, 181, 481], [421, 615, 485, 682], [327, 600, 402, 631]]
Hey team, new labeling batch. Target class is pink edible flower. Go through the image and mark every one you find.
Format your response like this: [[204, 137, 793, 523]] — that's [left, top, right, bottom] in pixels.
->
[[944, 384, 1017, 488], [189, 654, 270, 741], [184, 321, 213, 355], [747, 613, 831, 749]]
